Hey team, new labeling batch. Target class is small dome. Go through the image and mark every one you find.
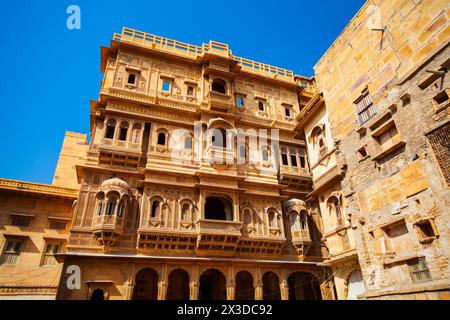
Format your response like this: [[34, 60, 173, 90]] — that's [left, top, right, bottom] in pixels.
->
[[284, 199, 306, 213], [100, 177, 130, 194]]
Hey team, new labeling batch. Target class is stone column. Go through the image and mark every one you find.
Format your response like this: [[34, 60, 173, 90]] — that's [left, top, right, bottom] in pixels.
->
[[227, 285, 235, 300], [157, 278, 167, 300], [124, 277, 135, 300], [320, 279, 336, 300], [255, 286, 263, 300], [190, 280, 199, 300], [280, 279, 289, 300]]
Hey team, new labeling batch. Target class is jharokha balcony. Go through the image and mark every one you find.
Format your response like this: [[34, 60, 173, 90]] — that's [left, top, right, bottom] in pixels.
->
[[206, 90, 233, 112], [91, 177, 131, 249], [136, 196, 287, 257], [195, 219, 243, 257]]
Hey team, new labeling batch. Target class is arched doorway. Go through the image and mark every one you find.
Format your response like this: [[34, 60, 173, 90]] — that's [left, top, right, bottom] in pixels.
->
[[167, 269, 190, 300], [235, 271, 254, 300], [204, 197, 233, 221], [90, 288, 105, 301], [347, 269, 365, 300], [199, 269, 226, 300], [288, 272, 322, 300], [262, 272, 281, 300], [132, 268, 158, 300]]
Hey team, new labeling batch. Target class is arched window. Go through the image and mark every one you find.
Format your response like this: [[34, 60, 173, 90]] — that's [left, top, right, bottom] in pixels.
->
[[281, 148, 288, 166], [261, 146, 270, 162], [328, 196, 343, 226], [184, 135, 193, 149], [312, 126, 326, 155], [212, 128, 227, 148], [117, 197, 128, 218], [300, 213, 307, 230], [290, 151, 298, 167], [119, 121, 129, 141], [211, 79, 226, 94], [105, 119, 116, 139], [181, 203, 190, 221], [106, 193, 119, 216], [131, 123, 142, 143], [151, 200, 160, 218], [187, 86, 194, 96], [290, 213, 299, 230], [204, 197, 233, 221], [96, 193, 105, 216], [127, 73, 136, 85], [90, 288, 105, 301], [157, 132, 166, 146], [243, 209, 252, 225], [268, 211, 277, 228]]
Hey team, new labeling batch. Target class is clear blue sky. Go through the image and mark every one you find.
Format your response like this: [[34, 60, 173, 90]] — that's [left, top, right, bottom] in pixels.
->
[[0, 0, 365, 185]]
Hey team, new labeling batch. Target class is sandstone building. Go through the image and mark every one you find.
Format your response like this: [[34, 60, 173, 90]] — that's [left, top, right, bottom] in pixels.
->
[[0, 0, 449, 300]]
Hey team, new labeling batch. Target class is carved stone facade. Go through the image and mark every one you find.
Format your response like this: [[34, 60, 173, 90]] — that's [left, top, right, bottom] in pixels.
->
[[0, 0, 449, 301]]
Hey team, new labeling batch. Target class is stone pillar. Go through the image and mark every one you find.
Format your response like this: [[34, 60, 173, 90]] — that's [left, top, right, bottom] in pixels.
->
[[157, 278, 167, 300], [227, 285, 235, 300], [190, 280, 199, 300], [320, 279, 336, 300], [280, 279, 289, 300], [124, 277, 135, 300], [255, 286, 263, 300]]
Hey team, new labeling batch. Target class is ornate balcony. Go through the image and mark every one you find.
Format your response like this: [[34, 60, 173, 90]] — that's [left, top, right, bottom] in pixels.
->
[[98, 138, 142, 155], [195, 219, 242, 257], [291, 229, 312, 258], [205, 145, 235, 165], [206, 91, 233, 112], [92, 214, 124, 248]]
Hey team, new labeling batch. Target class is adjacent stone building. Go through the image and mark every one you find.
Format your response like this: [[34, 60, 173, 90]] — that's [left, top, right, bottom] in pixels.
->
[[313, 0, 449, 299], [0, 0, 448, 300]]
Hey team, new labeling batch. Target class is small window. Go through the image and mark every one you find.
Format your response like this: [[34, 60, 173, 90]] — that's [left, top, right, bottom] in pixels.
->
[[299, 156, 306, 168], [127, 73, 136, 85], [377, 125, 399, 146], [105, 119, 116, 139], [187, 86, 194, 96], [262, 148, 269, 161], [357, 145, 368, 159], [151, 201, 160, 218], [1, 239, 23, 265], [258, 101, 265, 111], [118, 121, 129, 141], [106, 197, 117, 216], [300, 214, 307, 230], [212, 128, 227, 148], [162, 80, 171, 92], [117, 201, 126, 218], [290, 154, 298, 167], [41, 242, 61, 266], [408, 258, 432, 283], [281, 150, 288, 166], [212, 79, 226, 94], [157, 132, 166, 146], [11, 216, 31, 227], [356, 91, 377, 124], [415, 219, 438, 244], [237, 96, 244, 107], [239, 145, 247, 159], [131, 123, 142, 143], [49, 220, 67, 230], [184, 136, 192, 149], [284, 107, 291, 118]]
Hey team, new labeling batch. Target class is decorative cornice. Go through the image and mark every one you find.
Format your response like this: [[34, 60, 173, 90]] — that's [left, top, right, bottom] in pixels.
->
[[0, 178, 79, 199]]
